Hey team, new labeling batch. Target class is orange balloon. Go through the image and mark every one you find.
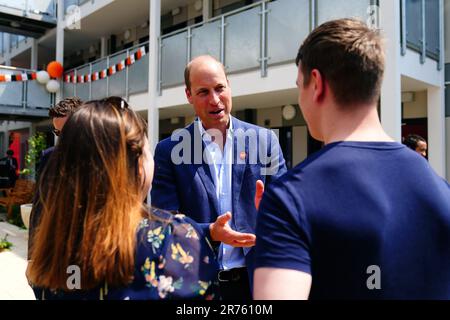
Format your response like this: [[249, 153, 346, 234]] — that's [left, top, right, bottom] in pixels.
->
[[47, 61, 64, 78]]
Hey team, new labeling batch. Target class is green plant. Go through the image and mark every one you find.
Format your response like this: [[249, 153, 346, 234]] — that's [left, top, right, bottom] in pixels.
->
[[20, 132, 47, 180], [6, 205, 25, 229], [0, 234, 13, 252]]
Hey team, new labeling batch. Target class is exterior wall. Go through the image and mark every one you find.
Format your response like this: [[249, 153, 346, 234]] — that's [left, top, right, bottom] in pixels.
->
[[0, 0, 447, 179], [445, 0, 450, 180], [379, 0, 402, 142], [445, 0, 450, 64], [256, 107, 282, 128], [158, 63, 298, 109], [76, 0, 115, 21], [0, 38, 32, 66], [447, 118, 450, 180], [292, 125, 308, 165], [403, 91, 427, 119]]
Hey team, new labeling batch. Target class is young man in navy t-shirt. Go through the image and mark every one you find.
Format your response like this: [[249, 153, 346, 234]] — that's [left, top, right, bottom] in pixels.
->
[[253, 19, 450, 300]]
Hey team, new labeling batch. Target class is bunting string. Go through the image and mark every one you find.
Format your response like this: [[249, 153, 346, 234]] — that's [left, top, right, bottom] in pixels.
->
[[64, 46, 147, 84], [0, 72, 37, 82], [0, 46, 147, 83]]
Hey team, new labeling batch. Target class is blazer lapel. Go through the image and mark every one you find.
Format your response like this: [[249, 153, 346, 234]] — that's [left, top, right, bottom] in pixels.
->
[[232, 117, 248, 212]]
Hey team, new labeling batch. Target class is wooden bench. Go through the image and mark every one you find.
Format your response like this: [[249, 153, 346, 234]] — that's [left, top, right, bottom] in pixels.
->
[[0, 179, 35, 220]]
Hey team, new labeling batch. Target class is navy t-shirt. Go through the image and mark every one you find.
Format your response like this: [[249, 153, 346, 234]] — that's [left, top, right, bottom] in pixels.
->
[[254, 141, 450, 299]]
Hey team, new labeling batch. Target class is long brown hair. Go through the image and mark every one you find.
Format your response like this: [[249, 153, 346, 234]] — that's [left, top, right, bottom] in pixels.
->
[[28, 98, 148, 290]]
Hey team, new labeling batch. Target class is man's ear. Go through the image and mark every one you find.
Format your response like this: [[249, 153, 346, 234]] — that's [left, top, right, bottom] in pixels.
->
[[185, 88, 193, 104], [311, 69, 325, 103]]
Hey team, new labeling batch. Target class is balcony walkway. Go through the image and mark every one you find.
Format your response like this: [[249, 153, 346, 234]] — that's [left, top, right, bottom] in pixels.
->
[[0, 1, 56, 38], [0, 106, 49, 121]]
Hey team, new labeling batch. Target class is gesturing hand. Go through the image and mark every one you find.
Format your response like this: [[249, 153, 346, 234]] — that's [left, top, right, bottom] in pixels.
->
[[209, 212, 256, 247]]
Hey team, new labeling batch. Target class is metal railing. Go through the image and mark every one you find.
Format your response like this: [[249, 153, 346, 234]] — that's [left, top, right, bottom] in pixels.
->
[[0, 66, 53, 111], [401, 0, 441, 67], [9, 35, 28, 51], [0, 0, 57, 21], [63, 41, 149, 101], [158, 0, 372, 92], [63, 0, 377, 98], [64, 0, 92, 12]]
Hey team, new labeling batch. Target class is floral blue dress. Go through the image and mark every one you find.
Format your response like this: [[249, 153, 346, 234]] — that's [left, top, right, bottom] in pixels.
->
[[32, 208, 219, 300]]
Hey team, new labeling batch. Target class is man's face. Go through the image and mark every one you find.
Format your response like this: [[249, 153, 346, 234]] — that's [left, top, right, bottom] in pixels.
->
[[297, 65, 321, 141], [185, 59, 232, 130], [415, 140, 427, 158], [52, 116, 68, 136]]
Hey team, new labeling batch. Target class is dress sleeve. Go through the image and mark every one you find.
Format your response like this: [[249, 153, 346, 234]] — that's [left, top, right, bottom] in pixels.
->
[[139, 214, 219, 300]]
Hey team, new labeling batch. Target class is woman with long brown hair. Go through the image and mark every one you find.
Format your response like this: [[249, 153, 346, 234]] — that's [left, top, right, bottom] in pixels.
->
[[27, 98, 218, 299]]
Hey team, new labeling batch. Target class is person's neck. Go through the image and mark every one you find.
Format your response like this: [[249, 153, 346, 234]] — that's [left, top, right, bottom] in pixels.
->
[[321, 103, 394, 145], [201, 120, 230, 150]]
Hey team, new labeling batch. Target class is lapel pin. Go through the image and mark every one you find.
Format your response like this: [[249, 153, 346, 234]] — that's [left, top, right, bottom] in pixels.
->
[[240, 151, 246, 160]]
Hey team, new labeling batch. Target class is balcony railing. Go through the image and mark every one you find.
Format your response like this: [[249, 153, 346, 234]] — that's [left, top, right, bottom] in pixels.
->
[[63, 0, 375, 99], [9, 35, 28, 51], [159, 0, 373, 91], [0, 0, 57, 20], [401, 0, 441, 66], [64, 0, 92, 12], [0, 66, 53, 115], [63, 42, 149, 101]]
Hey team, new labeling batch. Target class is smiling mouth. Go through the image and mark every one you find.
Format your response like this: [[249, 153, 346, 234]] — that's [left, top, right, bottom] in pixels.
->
[[210, 109, 224, 115]]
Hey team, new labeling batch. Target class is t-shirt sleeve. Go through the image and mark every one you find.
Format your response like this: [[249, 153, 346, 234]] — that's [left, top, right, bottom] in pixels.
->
[[253, 182, 312, 275]]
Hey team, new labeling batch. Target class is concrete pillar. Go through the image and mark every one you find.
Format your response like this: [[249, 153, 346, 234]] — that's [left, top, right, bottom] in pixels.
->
[[446, 117, 450, 181], [29, 124, 36, 140], [148, 0, 160, 152], [203, 0, 212, 21], [56, 0, 65, 103], [428, 87, 446, 178], [436, 0, 447, 180], [3, 121, 9, 155], [31, 39, 38, 70], [4, 33, 11, 66], [148, 0, 161, 202], [100, 36, 107, 58], [379, 0, 402, 142]]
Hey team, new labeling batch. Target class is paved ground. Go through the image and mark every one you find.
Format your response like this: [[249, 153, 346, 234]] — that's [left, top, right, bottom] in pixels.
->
[[0, 215, 36, 300]]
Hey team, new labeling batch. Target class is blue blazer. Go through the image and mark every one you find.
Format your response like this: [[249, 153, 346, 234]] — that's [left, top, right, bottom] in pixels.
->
[[151, 117, 287, 270]]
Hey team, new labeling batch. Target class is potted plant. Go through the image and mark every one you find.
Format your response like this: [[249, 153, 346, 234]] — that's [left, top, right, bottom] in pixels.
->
[[0, 234, 13, 253], [18, 132, 47, 229], [20, 132, 47, 181], [20, 204, 33, 229]]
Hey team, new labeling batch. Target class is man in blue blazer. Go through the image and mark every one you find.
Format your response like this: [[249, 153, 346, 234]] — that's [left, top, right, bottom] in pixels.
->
[[151, 56, 286, 300]]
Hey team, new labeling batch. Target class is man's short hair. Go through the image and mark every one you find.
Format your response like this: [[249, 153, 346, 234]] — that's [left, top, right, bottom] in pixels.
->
[[404, 134, 426, 150], [48, 97, 83, 118], [6, 149, 13, 156], [296, 18, 384, 106], [184, 55, 227, 91]]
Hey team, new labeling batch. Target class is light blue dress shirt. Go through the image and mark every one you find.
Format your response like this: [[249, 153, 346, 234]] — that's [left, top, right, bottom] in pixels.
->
[[197, 119, 246, 270]]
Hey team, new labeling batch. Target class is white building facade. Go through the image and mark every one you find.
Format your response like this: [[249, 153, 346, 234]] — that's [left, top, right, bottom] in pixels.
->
[[0, 0, 447, 180]]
